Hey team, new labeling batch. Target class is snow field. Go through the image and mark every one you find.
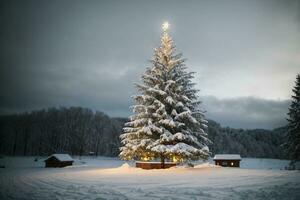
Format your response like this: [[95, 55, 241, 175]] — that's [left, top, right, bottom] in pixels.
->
[[0, 157, 299, 200]]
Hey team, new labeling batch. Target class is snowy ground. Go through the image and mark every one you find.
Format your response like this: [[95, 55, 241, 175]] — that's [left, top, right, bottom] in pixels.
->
[[0, 157, 299, 200]]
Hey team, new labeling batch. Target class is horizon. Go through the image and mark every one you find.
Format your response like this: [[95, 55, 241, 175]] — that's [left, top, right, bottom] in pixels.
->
[[0, 104, 288, 131]]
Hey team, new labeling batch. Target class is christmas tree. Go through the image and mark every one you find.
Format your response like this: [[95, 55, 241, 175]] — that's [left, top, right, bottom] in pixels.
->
[[120, 22, 210, 167], [286, 74, 300, 164]]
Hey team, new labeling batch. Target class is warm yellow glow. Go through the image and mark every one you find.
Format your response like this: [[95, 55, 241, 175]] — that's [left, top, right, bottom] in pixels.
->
[[162, 22, 170, 31], [231, 162, 234, 166], [172, 156, 178, 163], [142, 157, 149, 161]]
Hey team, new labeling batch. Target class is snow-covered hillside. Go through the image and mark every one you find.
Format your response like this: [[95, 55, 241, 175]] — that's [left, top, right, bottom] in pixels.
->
[[0, 157, 299, 200]]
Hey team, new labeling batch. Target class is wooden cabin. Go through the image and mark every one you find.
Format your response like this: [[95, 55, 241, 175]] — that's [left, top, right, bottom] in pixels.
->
[[44, 154, 74, 168], [136, 161, 176, 169], [213, 154, 241, 167]]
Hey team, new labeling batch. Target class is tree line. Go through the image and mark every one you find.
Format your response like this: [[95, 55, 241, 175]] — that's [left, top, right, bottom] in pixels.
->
[[208, 120, 287, 159], [0, 106, 289, 159], [0, 107, 125, 157]]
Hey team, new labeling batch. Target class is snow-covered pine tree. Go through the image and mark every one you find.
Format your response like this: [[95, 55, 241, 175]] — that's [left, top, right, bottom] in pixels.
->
[[120, 22, 210, 167], [286, 74, 300, 164]]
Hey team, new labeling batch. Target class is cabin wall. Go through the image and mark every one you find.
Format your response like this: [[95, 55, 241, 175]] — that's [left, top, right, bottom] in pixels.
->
[[45, 159, 73, 168], [136, 162, 176, 169], [215, 160, 240, 167]]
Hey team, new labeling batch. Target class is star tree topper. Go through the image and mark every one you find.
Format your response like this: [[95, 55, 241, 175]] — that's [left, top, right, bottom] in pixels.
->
[[162, 21, 170, 32]]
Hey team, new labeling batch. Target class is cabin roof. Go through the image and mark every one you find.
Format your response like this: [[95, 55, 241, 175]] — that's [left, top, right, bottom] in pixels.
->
[[213, 154, 241, 160], [44, 154, 74, 162]]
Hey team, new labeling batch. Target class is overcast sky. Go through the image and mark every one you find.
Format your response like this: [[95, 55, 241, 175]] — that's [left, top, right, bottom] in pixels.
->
[[0, 0, 299, 129]]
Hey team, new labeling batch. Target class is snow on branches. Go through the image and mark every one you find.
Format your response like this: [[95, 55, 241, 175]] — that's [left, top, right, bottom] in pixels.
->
[[286, 74, 300, 162], [119, 26, 211, 163]]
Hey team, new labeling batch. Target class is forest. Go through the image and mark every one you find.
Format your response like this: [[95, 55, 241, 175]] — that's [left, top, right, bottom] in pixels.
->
[[0, 107, 288, 159]]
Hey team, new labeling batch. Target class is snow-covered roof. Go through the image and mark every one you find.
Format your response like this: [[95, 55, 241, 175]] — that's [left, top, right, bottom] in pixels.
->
[[45, 154, 74, 162], [213, 154, 241, 160]]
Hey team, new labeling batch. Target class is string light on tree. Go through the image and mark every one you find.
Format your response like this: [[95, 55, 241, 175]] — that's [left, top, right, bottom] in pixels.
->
[[120, 22, 211, 168]]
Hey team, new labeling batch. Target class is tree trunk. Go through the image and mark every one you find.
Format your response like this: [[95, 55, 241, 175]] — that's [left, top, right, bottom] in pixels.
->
[[23, 129, 29, 156], [38, 140, 42, 156], [79, 144, 83, 159], [23, 137, 28, 156], [95, 136, 100, 156], [12, 130, 18, 156], [160, 153, 165, 169]]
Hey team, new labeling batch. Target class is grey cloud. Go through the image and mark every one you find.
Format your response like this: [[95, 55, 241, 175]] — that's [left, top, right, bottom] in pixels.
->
[[201, 96, 290, 129], [0, 0, 298, 129]]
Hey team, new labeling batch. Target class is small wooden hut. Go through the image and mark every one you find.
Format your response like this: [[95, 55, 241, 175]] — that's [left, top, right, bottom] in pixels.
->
[[44, 154, 74, 168], [213, 154, 241, 167]]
